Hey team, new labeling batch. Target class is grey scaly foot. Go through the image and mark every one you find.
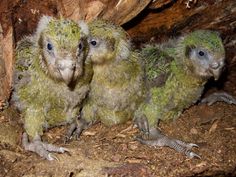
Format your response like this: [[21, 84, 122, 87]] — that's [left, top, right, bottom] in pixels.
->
[[64, 119, 89, 142], [136, 127, 200, 159], [136, 136, 200, 158], [22, 132, 69, 160], [134, 115, 149, 135], [201, 92, 236, 106], [136, 128, 201, 158], [134, 116, 200, 158], [64, 122, 77, 143]]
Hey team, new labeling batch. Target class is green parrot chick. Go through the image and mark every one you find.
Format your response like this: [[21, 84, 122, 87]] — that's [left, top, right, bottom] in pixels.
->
[[136, 30, 225, 126], [135, 30, 225, 158], [81, 20, 144, 126], [12, 15, 93, 160]]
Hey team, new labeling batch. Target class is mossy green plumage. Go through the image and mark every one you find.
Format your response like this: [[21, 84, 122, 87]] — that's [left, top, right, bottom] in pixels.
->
[[12, 17, 93, 138], [81, 20, 144, 126], [135, 30, 225, 127]]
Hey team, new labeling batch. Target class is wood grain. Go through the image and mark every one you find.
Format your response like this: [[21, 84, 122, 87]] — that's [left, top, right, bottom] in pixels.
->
[[58, 0, 151, 25]]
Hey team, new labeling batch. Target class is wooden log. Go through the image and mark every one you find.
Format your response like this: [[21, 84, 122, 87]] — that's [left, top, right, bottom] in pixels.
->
[[0, 24, 13, 104], [0, 0, 16, 104], [125, 0, 236, 44], [57, 0, 151, 25]]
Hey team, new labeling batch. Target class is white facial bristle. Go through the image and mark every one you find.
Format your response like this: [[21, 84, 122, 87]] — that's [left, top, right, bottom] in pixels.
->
[[78, 20, 89, 35], [36, 15, 53, 36]]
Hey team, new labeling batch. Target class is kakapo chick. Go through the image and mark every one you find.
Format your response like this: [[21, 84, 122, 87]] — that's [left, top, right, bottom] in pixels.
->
[[67, 20, 144, 137], [135, 30, 227, 158], [12, 15, 93, 160]]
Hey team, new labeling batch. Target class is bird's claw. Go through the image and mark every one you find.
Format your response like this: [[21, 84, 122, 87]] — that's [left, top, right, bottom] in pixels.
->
[[65, 119, 89, 143], [134, 115, 149, 134], [186, 151, 201, 159], [64, 123, 77, 143], [59, 147, 71, 156], [175, 140, 199, 150], [22, 132, 70, 160], [48, 153, 59, 161], [59, 147, 70, 153], [188, 143, 199, 148]]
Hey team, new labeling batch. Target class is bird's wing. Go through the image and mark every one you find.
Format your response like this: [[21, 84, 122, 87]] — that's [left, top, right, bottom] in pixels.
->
[[13, 36, 36, 85], [15, 36, 35, 71], [141, 45, 174, 88]]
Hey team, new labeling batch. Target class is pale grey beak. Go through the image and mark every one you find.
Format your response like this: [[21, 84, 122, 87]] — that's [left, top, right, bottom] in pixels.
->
[[59, 68, 75, 85], [212, 69, 221, 81], [57, 60, 76, 85], [209, 61, 223, 81]]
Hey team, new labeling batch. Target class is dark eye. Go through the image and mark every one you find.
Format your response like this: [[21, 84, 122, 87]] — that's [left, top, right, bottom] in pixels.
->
[[90, 40, 97, 46], [78, 43, 83, 50], [47, 43, 53, 51], [198, 50, 205, 57]]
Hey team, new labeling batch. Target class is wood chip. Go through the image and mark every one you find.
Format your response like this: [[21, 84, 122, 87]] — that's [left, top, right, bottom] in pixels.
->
[[209, 120, 219, 133], [129, 143, 138, 150], [224, 127, 235, 130], [190, 127, 198, 134], [116, 133, 126, 138], [195, 161, 207, 168], [125, 158, 142, 164], [111, 154, 122, 162], [0, 116, 5, 121], [120, 125, 133, 133], [83, 131, 96, 136]]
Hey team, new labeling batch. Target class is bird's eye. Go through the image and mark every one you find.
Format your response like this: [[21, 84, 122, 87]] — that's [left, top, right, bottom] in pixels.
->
[[47, 43, 53, 51], [90, 40, 97, 46], [78, 43, 83, 50], [198, 50, 205, 57]]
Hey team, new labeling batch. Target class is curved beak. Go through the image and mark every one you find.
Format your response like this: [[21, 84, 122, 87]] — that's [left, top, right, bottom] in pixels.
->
[[59, 68, 75, 85], [211, 69, 221, 81], [209, 61, 224, 81], [57, 60, 76, 85]]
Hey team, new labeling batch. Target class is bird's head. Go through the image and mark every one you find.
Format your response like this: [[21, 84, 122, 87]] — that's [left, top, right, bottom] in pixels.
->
[[87, 20, 131, 65], [180, 30, 225, 80], [36, 16, 89, 86]]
